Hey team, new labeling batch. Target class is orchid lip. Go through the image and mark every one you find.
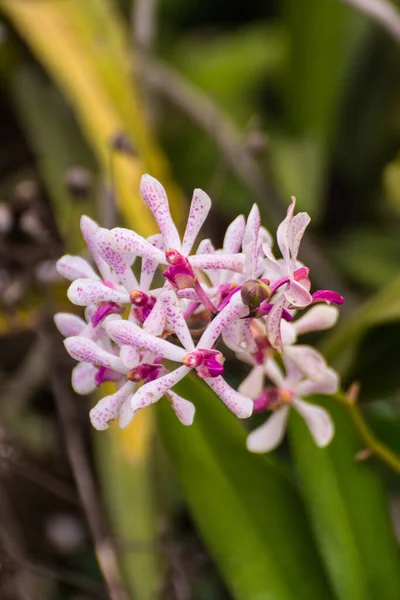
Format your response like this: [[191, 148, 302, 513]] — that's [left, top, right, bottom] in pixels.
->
[[312, 290, 345, 305], [91, 302, 124, 327]]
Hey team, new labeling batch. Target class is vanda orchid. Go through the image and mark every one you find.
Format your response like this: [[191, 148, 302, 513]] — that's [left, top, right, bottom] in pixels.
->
[[55, 174, 344, 453]]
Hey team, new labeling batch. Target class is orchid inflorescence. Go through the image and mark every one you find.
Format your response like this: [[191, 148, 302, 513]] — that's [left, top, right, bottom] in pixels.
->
[[55, 175, 344, 453]]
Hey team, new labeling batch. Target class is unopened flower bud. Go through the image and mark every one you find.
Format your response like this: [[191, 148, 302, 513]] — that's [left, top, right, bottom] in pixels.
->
[[241, 279, 270, 309], [130, 290, 149, 307]]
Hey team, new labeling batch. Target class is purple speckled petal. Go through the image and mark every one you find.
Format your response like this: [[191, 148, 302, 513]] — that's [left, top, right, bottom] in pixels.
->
[[89, 381, 134, 430], [182, 189, 212, 255], [56, 255, 100, 282], [142, 296, 166, 336], [204, 376, 253, 418], [242, 204, 260, 276], [223, 214, 246, 254], [140, 234, 164, 291], [95, 228, 138, 290], [161, 291, 195, 352], [140, 174, 181, 250], [198, 294, 249, 350], [120, 345, 140, 370], [67, 278, 130, 306], [119, 393, 137, 429], [276, 198, 295, 267], [167, 390, 195, 426], [108, 227, 166, 263], [71, 362, 97, 395], [131, 365, 191, 410], [105, 319, 186, 362], [80, 215, 112, 281], [64, 337, 125, 372], [246, 406, 289, 453], [54, 312, 86, 337], [265, 294, 287, 352], [288, 212, 310, 267], [190, 253, 245, 272]]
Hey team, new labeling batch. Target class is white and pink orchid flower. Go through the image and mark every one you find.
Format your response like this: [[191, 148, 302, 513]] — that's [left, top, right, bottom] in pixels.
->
[[105, 290, 253, 419], [63, 331, 195, 430], [243, 351, 338, 453]]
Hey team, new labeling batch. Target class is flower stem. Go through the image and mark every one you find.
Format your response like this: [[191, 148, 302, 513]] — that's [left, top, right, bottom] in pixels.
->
[[194, 280, 218, 315], [333, 391, 400, 475]]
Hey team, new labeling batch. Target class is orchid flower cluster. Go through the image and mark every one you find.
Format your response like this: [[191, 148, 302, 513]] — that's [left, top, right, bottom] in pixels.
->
[[55, 175, 344, 453]]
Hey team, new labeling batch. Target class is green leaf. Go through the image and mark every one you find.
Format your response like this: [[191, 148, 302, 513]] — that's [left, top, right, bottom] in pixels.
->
[[289, 395, 400, 600], [158, 375, 334, 600]]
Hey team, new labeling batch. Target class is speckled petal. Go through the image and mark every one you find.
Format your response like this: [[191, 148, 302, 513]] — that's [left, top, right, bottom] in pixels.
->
[[64, 336, 125, 372], [67, 278, 130, 306], [190, 253, 245, 272], [105, 319, 186, 362], [80, 215, 112, 281], [89, 381, 134, 430], [205, 376, 253, 418], [161, 291, 195, 352], [54, 312, 86, 337], [167, 390, 195, 425], [140, 174, 181, 250], [198, 293, 249, 350], [294, 305, 339, 335], [181, 189, 212, 255], [71, 362, 97, 395], [56, 255, 100, 282], [131, 365, 191, 410], [108, 227, 166, 262], [223, 214, 246, 253], [284, 345, 328, 381], [95, 228, 138, 290]]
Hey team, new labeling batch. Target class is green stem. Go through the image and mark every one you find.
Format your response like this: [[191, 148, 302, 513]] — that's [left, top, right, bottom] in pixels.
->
[[333, 392, 400, 475]]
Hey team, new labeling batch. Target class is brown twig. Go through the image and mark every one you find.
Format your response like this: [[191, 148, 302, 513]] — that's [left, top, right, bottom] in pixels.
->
[[136, 53, 358, 312], [339, 0, 400, 43], [46, 330, 131, 600]]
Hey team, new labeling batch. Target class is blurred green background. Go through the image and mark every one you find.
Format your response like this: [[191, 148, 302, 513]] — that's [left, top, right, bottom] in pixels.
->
[[2, 1, 400, 599]]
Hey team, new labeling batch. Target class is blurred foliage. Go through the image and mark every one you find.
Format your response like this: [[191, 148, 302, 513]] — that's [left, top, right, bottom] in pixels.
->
[[1, 0, 400, 599]]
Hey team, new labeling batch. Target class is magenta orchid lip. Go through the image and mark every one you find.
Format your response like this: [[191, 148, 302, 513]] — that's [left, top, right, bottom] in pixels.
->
[[55, 174, 343, 450]]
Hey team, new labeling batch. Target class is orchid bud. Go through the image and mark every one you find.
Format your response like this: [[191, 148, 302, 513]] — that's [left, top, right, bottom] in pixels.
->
[[241, 279, 270, 309]]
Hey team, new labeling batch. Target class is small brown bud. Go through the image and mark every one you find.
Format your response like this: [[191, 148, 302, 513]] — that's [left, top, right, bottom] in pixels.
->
[[241, 279, 270, 309], [65, 167, 92, 198], [110, 131, 136, 155]]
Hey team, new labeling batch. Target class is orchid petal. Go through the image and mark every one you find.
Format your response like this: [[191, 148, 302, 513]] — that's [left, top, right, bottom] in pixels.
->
[[120, 345, 140, 370], [56, 255, 99, 282], [71, 362, 97, 395], [190, 253, 245, 272], [108, 227, 166, 263], [167, 390, 195, 426], [95, 228, 138, 290], [297, 368, 339, 397], [223, 214, 246, 253], [292, 398, 334, 447], [140, 174, 181, 250], [140, 234, 164, 291], [67, 278, 130, 306], [204, 376, 253, 418], [280, 321, 297, 346], [54, 312, 86, 337], [284, 279, 312, 308], [119, 394, 137, 429], [181, 189, 212, 255], [265, 294, 287, 352], [198, 294, 249, 349], [246, 406, 289, 453], [264, 358, 286, 388], [242, 204, 260, 276], [89, 381, 133, 430], [276, 199, 295, 267], [284, 345, 328, 381], [142, 297, 166, 336], [64, 337, 125, 372], [294, 305, 339, 336], [105, 319, 186, 362], [161, 291, 195, 352], [131, 365, 191, 410], [288, 212, 310, 266], [80, 215, 112, 281], [238, 365, 264, 400]]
